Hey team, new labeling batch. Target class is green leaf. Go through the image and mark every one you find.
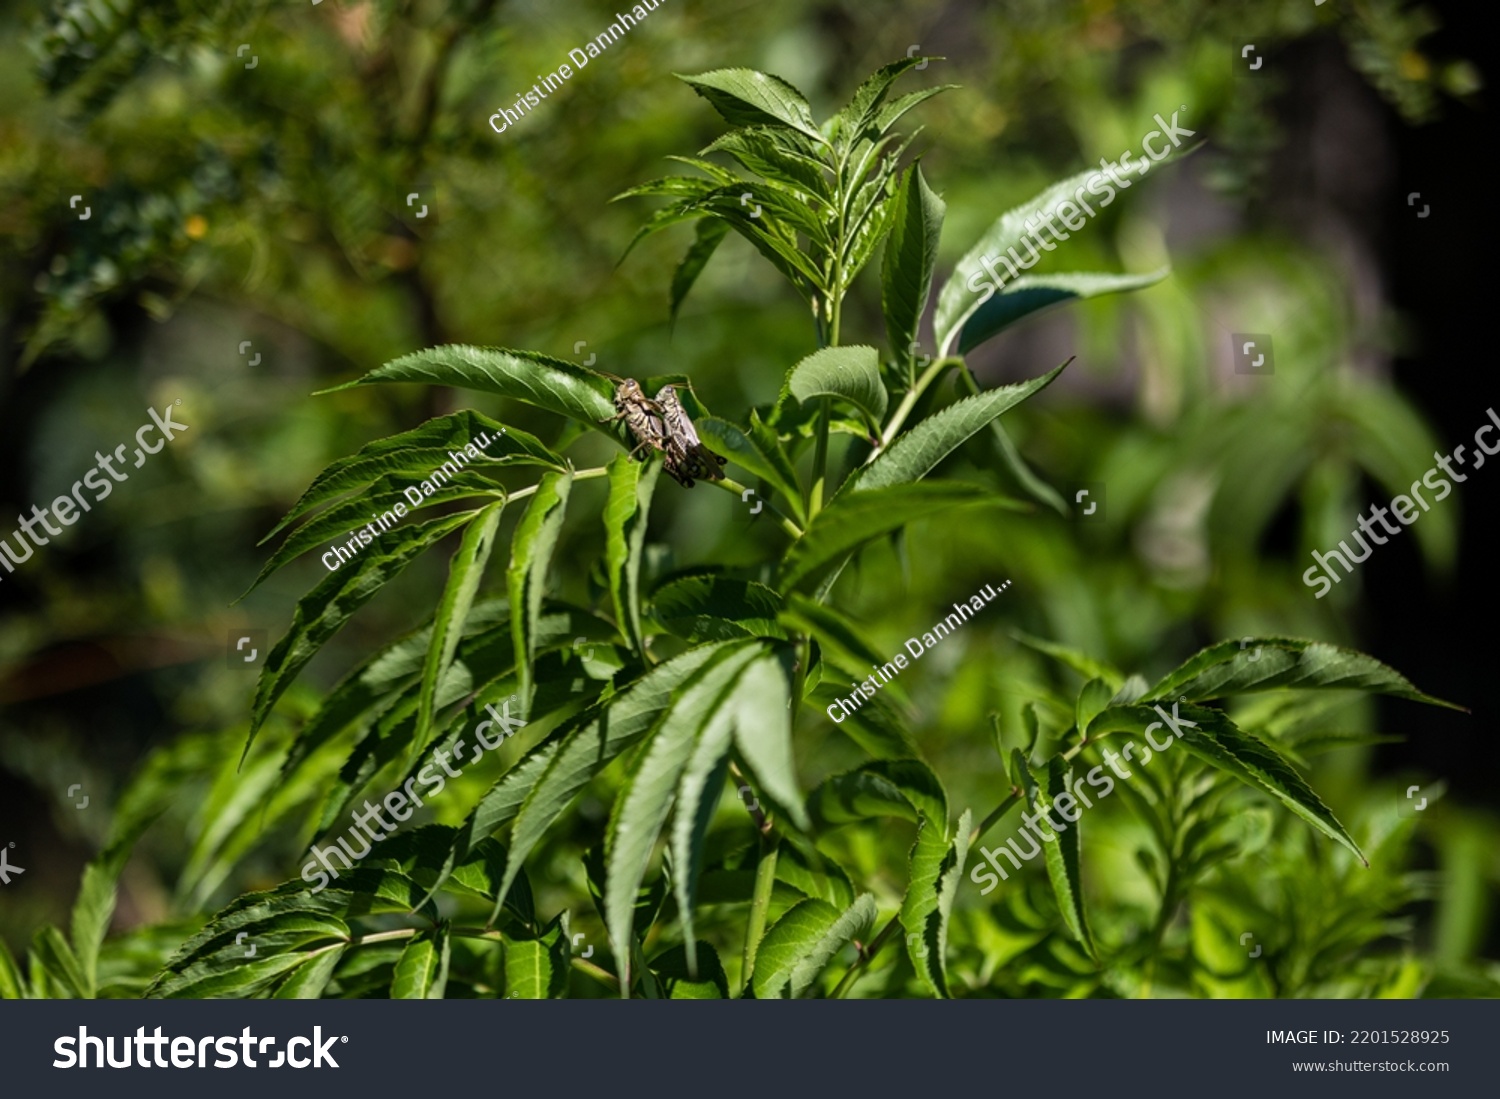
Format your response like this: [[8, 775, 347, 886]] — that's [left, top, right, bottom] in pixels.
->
[[650, 942, 730, 998], [677, 68, 824, 141], [670, 218, 732, 324], [882, 165, 945, 371], [1016, 756, 1096, 960], [1143, 638, 1463, 710], [787, 345, 887, 429], [1011, 630, 1125, 689], [854, 362, 1068, 492], [0, 939, 25, 999], [779, 593, 887, 672], [1088, 702, 1367, 864], [272, 947, 345, 999], [952, 270, 1169, 356], [775, 837, 858, 909], [505, 916, 568, 999], [696, 412, 804, 521], [508, 471, 573, 717], [702, 126, 831, 198], [604, 454, 660, 659], [871, 86, 955, 137], [32, 929, 87, 999], [606, 642, 765, 988], [491, 644, 732, 916], [901, 807, 971, 997], [730, 650, 809, 831], [70, 822, 153, 998], [652, 575, 786, 643], [934, 161, 1177, 356], [415, 501, 505, 753], [956, 365, 1068, 516], [808, 759, 947, 834], [246, 511, 476, 751], [751, 894, 877, 999], [323, 345, 616, 428], [835, 56, 939, 144], [1075, 676, 1116, 738], [257, 411, 558, 548], [391, 927, 450, 999], [778, 482, 997, 592]]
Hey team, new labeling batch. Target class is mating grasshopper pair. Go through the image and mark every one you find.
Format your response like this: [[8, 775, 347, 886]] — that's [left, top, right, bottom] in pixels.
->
[[601, 376, 726, 489]]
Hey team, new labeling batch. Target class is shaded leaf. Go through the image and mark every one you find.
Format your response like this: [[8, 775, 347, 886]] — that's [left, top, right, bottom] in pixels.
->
[[854, 363, 1068, 492], [787, 345, 888, 428], [882, 165, 945, 371]]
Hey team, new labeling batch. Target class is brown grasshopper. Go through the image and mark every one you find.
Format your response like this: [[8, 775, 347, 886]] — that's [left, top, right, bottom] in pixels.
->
[[654, 383, 726, 488], [599, 375, 668, 461]]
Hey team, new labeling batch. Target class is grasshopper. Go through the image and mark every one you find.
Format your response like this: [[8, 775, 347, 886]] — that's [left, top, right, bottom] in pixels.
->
[[599, 375, 668, 461], [654, 383, 726, 488]]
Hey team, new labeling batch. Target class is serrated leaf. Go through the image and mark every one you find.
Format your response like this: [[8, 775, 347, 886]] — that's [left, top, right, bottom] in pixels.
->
[[257, 411, 557, 549], [882, 165, 945, 371], [1088, 702, 1367, 864], [901, 807, 971, 997], [1016, 756, 1096, 960], [670, 218, 731, 324], [245, 511, 477, 752], [695, 412, 804, 521], [0, 940, 25, 999], [1075, 676, 1116, 738], [678, 68, 824, 141], [490, 644, 732, 916], [606, 642, 764, 989], [752, 894, 877, 999], [650, 942, 730, 998], [835, 56, 939, 144], [956, 364, 1068, 516], [391, 927, 449, 999], [273, 947, 346, 999], [604, 454, 660, 659], [808, 759, 947, 834], [1143, 638, 1463, 710], [322, 345, 616, 428], [652, 575, 786, 642], [505, 916, 567, 999], [778, 482, 997, 592], [702, 126, 831, 198], [854, 362, 1068, 492], [415, 500, 505, 752], [787, 345, 887, 429], [729, 650, 808, 831], [935, 158, 1181, 356], [508, 471, 573, 716]]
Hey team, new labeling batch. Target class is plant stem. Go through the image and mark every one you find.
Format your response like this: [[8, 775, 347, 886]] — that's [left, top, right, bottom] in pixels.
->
[[970, 792, 1021, 845], [740, 832, 780, 995], [570, 956, 621, 992], [708, 475, 803, 539], [830, 912, 900, 999], [867, 355, 962, 463], [810, 397, 830, 517]]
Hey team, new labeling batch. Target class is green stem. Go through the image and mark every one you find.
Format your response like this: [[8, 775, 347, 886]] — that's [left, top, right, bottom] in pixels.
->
[[970, 792, 1021, 845], [570, 956, 621, 992], [708, 475, 803, 539], [810, 397, 830, 517], [867, 355, 962, 463], [830, 912, 899, 999], [740, 832, 780, 995]]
